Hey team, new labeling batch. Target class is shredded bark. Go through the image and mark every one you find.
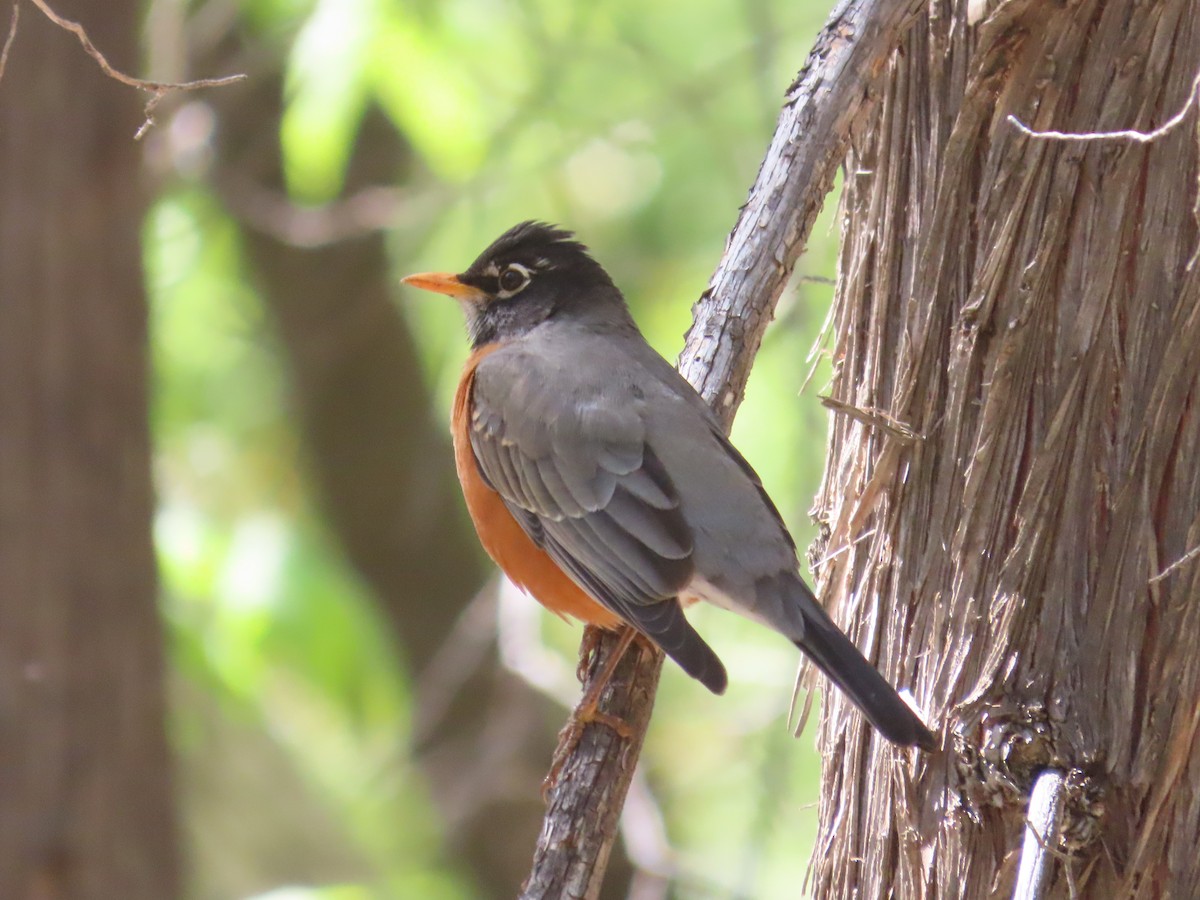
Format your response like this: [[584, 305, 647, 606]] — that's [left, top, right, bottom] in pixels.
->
[[811, 0, 1200, 896]]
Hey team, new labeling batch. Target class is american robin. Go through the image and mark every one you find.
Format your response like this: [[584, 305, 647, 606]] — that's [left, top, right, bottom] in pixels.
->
[[402, 221, 935, 750]]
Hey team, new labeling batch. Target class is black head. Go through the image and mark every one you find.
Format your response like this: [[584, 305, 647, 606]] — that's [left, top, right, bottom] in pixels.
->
[[402, 221, 633, 348]]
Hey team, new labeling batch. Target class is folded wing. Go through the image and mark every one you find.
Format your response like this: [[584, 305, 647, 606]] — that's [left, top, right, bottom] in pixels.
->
[[469, 348, 728, 693]]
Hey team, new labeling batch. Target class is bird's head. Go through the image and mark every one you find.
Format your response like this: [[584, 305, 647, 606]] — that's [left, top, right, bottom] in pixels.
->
[[402, 221, 629, 347]]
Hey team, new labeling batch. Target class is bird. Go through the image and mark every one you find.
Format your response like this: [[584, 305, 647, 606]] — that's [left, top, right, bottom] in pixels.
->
[[402, 221, 935, 750]]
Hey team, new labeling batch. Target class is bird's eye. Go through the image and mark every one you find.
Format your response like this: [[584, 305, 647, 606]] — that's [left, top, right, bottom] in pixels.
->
[[498, 264, 531, 296]]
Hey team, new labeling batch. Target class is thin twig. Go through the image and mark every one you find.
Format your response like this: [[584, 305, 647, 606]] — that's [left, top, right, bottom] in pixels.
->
[[787, 665, 816, 737], [26, 0, 245, 138], [1009, 69, 1200, 144], [1149, 543, 1200, 583], [1012, 769, 1067, 900], [811, 525, 878, 570], [820, 395, 923, 442], [0, 1, 18, 84]]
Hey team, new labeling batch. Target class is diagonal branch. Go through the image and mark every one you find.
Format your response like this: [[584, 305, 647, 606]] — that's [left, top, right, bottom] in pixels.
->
[[9, 0, 246, 137], [520, 0, 924, 895]]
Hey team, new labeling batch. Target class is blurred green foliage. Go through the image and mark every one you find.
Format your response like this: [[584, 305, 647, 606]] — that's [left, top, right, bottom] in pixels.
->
[[146, 0, 842, 896]]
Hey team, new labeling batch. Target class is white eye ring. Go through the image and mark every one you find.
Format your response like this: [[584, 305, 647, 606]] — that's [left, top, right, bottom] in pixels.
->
[[497, 263, 532, 298]]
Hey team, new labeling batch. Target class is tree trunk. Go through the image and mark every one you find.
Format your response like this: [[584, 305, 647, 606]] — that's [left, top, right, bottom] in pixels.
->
[[0, 2, 179, 898], [812, 0, 1200, 896]]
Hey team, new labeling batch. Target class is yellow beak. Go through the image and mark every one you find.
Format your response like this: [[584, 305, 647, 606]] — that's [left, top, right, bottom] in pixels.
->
[[400, 271, 488, 302]]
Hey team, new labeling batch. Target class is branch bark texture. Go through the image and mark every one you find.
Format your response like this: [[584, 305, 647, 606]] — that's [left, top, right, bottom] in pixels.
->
[[812, 0, 1200, 896], [523, 0, 926, 894]]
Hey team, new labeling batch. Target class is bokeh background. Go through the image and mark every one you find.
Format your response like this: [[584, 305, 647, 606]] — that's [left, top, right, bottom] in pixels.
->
[[140, 0, 844, 896]]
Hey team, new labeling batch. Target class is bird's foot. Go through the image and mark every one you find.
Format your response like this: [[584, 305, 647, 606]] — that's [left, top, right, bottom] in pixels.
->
[[542, 627, 639, 799], [542, 706, 634, 797], [576, 624, 607, 684]]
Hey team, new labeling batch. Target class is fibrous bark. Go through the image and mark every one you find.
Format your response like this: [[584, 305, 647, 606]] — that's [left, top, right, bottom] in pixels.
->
[[813, 0, 1200, 896]]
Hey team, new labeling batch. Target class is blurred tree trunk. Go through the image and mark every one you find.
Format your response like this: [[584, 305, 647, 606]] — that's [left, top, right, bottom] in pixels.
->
[[811, 0, 1200, 896], [197, 41, 636, 897], [0, 2, 178, 898]]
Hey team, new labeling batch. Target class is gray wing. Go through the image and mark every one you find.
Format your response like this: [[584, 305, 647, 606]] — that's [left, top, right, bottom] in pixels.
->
[[469, 345, 727, 693]]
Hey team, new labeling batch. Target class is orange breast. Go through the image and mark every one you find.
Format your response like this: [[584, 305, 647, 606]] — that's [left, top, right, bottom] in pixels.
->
[[453, 346, 622, 629]]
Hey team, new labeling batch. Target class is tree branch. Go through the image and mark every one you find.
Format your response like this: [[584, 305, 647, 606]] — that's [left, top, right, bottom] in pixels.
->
[[678, 0, 924, 415], [6, 0, 246, 138], [1007, 66, 1200, 144], [521, 0, 924, 894]]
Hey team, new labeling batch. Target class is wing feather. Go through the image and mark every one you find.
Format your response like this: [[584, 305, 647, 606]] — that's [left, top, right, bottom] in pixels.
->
[[468, 348, 726, 693]]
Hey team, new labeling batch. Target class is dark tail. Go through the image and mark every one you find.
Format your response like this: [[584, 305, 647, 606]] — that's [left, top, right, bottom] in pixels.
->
[[634, 596, 729, 695], [787, 579, 935, 750]]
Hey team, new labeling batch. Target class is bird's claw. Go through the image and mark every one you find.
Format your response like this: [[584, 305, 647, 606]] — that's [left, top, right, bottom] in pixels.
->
[[542, 703, 634, 799]]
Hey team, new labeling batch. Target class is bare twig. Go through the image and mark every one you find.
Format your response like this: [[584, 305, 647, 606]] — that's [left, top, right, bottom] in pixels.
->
[[1012, 769, 1067, 900], [25, 0, 245, 138], [811, 525, 878, 570], [1009, 69, 1200, 144], [787, 670, 815, 737], [520, 0, 924, 895], [820, 395, 923, 442], [0, 2, 18, 84], [1149, 543, 1200, 583]]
